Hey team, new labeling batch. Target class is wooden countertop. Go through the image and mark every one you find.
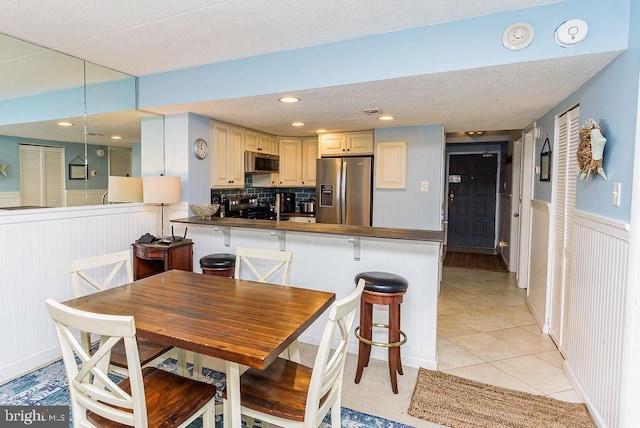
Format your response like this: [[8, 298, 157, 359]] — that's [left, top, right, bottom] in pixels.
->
[[172, 216, 443, 242]]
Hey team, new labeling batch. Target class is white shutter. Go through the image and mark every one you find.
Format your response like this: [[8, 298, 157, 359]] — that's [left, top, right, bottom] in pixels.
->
[[20, 145, 44, 206], [43, 147, 65, 207], [566, 109, 580, 255], [19, 144, 65, 207]]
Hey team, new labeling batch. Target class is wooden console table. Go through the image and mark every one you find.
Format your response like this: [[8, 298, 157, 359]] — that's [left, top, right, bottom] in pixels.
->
[[132, 239, 193, 280]]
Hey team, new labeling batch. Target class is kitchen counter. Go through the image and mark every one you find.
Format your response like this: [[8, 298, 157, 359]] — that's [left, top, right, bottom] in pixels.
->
[[172, 216, 444, 242]]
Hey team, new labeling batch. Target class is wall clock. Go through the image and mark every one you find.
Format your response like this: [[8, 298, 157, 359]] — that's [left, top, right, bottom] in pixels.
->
[[193, 138, 208, 159]]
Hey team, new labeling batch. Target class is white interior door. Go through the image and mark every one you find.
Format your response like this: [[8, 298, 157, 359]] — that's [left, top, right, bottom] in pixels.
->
[[517, 125, 536, 289], [509, 137, 522, 272], [549, 105, 579, 354]]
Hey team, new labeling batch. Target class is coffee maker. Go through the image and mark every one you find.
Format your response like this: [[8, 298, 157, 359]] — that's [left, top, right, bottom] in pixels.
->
[[278, 192, 295, 213]]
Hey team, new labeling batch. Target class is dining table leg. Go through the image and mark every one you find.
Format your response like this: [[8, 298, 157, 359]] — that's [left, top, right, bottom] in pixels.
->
[[225, 361, 242, 428]]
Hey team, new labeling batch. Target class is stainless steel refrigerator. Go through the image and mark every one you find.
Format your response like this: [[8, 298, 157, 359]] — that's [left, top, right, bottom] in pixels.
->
[[316, 157, 372, 226]]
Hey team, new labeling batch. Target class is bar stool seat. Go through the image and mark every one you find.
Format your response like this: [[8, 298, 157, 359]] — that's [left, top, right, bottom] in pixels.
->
[[200, 253, 235, 277], [353, 271, 408, 394]]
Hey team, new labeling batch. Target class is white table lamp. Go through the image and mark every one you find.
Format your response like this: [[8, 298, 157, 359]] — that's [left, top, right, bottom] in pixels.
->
[[107, 176, 143, 203], [143, 176, 181, 237]]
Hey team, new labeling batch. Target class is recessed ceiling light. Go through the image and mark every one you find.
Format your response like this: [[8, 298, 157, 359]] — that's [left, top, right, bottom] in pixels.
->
[[378, 115, 395, 121], [57, 121, 73, 127], [468, 131, 475, 135], [279, 96, 300, 103], [316, 129, 327, 134], [111, 135, 122, 140], [291, 122, 305, 127]]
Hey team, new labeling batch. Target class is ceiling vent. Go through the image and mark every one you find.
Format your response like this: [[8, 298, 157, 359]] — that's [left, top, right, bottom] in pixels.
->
[[362, 108, 382, 116]]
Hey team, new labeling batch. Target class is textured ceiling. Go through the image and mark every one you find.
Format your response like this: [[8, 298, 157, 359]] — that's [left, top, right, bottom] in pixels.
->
[[0, 0, 622, 140]]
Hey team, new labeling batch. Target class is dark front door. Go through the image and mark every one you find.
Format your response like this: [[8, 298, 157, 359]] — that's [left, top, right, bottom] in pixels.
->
[[447, 153, 498, 249]]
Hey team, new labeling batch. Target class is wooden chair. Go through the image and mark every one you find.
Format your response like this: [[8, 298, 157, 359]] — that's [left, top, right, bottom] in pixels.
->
[[69, 250, 181, 376], [193, 247, 296, 378], [45, 298, 217, 428], [222, 279, 365, 428]]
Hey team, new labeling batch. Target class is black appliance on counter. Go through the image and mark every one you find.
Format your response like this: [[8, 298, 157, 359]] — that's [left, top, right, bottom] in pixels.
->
[[211, 192, 287, 220], [277, 192, 296, 213]]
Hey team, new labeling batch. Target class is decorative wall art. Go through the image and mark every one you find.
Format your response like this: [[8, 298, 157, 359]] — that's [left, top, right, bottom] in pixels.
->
[[0, 164, 7, 177], [539, 136, 551, 182], [68, 155, 88, 180], [577, 118, 607, 180]]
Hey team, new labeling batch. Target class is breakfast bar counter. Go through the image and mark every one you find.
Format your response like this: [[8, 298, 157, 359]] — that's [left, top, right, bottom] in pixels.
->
[[171, 215, 443, 372], [172, 216, 444, 242]]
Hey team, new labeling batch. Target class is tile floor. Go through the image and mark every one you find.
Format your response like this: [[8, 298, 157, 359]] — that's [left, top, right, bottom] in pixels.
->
[[203, 265, 582, 427]]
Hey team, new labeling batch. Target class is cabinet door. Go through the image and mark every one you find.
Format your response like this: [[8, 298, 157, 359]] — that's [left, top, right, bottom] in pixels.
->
[[319, 134, 346, 155], [301, 138, 318, 187], [211, 124, 230, 187], [375, 141, 407, 189], [228, 127, 245, 186], [252, 172, 279, 188], [244, 131, 259, 152], [259, 135, 278, 155], [278, 138, 302, 186], [347, 132, 374, 154]]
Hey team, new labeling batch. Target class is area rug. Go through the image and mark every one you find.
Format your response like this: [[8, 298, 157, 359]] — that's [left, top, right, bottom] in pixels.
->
[[408, 368, 595, 427], [0, 358, 412, 428], [444, 251, 508, 272]]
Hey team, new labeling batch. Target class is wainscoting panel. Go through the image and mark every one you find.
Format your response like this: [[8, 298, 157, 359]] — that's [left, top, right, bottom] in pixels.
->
[[0, 204, 158, 383], [564, 211, 629, 428], [0, 192, 21, 207], [66, 189, 107, 207]]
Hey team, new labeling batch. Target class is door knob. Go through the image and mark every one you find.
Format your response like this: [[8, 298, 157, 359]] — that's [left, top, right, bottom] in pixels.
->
[[514, 213, 519, 217]]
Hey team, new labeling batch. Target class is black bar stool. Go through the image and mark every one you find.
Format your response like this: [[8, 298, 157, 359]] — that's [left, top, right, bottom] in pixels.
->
[[199, 253, 235, 277], [354, 271, 408, 394]]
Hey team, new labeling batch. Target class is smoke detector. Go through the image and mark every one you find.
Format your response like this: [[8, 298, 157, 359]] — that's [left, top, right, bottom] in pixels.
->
[[555, 19, 588, 47], [362, 108, 382, 116], [502, 22, 535, 51]]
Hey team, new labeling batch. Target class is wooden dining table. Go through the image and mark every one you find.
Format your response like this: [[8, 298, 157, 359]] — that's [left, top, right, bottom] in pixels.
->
[[62, 269, 336, 428]]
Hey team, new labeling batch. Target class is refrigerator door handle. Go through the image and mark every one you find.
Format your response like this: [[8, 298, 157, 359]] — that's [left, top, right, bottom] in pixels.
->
[[340, 160, 347, 223]]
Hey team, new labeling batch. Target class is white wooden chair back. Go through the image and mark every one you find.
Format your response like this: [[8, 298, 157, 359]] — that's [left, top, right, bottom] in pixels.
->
[[234, 247, 293, 284], [69, 250, 133, 298], [305, 279, 365, 426], [45, 299, 148, 427]]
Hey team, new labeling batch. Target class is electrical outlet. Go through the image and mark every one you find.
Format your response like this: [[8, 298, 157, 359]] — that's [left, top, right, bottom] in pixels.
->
[[420, 181, 429, 192]]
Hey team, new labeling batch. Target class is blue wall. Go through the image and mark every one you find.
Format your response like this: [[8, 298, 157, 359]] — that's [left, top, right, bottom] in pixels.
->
[[138, 0, 629, 111], [0, 135, 110, 191], [373, 125, 444, 230], [533, 1, 638, 222]]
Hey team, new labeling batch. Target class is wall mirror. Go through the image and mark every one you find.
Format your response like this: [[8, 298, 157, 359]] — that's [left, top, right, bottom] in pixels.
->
[[0, 32, 156, 210]]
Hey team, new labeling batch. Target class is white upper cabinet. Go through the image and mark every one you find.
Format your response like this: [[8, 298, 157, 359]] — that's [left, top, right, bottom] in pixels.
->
[[211, 121, 245, 188], [301, 138, 318, 187], [319, 131, 373, 156], [278, 138, 303, 186], [245, 131, 278, 155]]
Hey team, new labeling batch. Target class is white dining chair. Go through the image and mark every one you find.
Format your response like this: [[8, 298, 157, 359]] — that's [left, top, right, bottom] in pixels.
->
[[222, 279, 365, 428], [45, 298, 217, 428], [69, 250, 183, 377], [194, 246, 296, 380]]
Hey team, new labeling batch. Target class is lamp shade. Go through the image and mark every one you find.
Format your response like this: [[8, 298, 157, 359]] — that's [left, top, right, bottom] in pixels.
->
[[143, 176, 181, 204], [108, 176, 143, 202]]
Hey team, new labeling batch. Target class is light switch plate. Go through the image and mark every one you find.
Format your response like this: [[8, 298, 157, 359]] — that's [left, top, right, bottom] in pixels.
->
[[613, 182, 621, 207], [420, 181, 429, 192]]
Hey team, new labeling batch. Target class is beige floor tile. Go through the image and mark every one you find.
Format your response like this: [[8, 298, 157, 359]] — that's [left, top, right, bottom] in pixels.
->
[[491, 355, 574, 395], [437, 314, 481, 338], [444, 363, 541, 394], [437, 338, 484, 370], [549, 389, 583, 403], [484, 326, 557, 354], [533, 350, 565, 369], [449, 332, 528, 361], [452, 311, 516, 332], [491, 304, 536, 326]]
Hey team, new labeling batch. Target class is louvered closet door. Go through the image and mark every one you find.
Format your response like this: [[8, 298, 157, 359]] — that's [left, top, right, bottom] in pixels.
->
[[19, 144, 65, 207], [550, 105, 579, 355]]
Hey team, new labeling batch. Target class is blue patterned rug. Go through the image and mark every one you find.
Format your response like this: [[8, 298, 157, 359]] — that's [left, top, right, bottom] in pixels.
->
[[0, 358, 413, 428]]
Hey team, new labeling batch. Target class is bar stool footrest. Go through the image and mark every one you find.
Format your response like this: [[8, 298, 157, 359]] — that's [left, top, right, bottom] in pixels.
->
[[354, 323, 407, 348]]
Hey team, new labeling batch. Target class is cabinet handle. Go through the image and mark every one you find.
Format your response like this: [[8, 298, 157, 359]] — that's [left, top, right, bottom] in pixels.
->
[[257, 147, 262, 151]]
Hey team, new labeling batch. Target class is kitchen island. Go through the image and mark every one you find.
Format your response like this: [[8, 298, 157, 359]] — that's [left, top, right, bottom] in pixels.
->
[[171, 216, 443, 370]]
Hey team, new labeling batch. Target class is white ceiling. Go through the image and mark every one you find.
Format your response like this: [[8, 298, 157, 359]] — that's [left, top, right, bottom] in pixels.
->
[[0, 0, 622, 138]]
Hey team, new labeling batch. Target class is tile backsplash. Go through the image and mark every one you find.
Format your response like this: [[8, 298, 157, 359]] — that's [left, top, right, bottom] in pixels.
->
[[211, 174, 315, 212]]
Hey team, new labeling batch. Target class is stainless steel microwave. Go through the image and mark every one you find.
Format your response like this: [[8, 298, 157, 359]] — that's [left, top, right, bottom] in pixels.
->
[[244, 151, 279, 173]]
